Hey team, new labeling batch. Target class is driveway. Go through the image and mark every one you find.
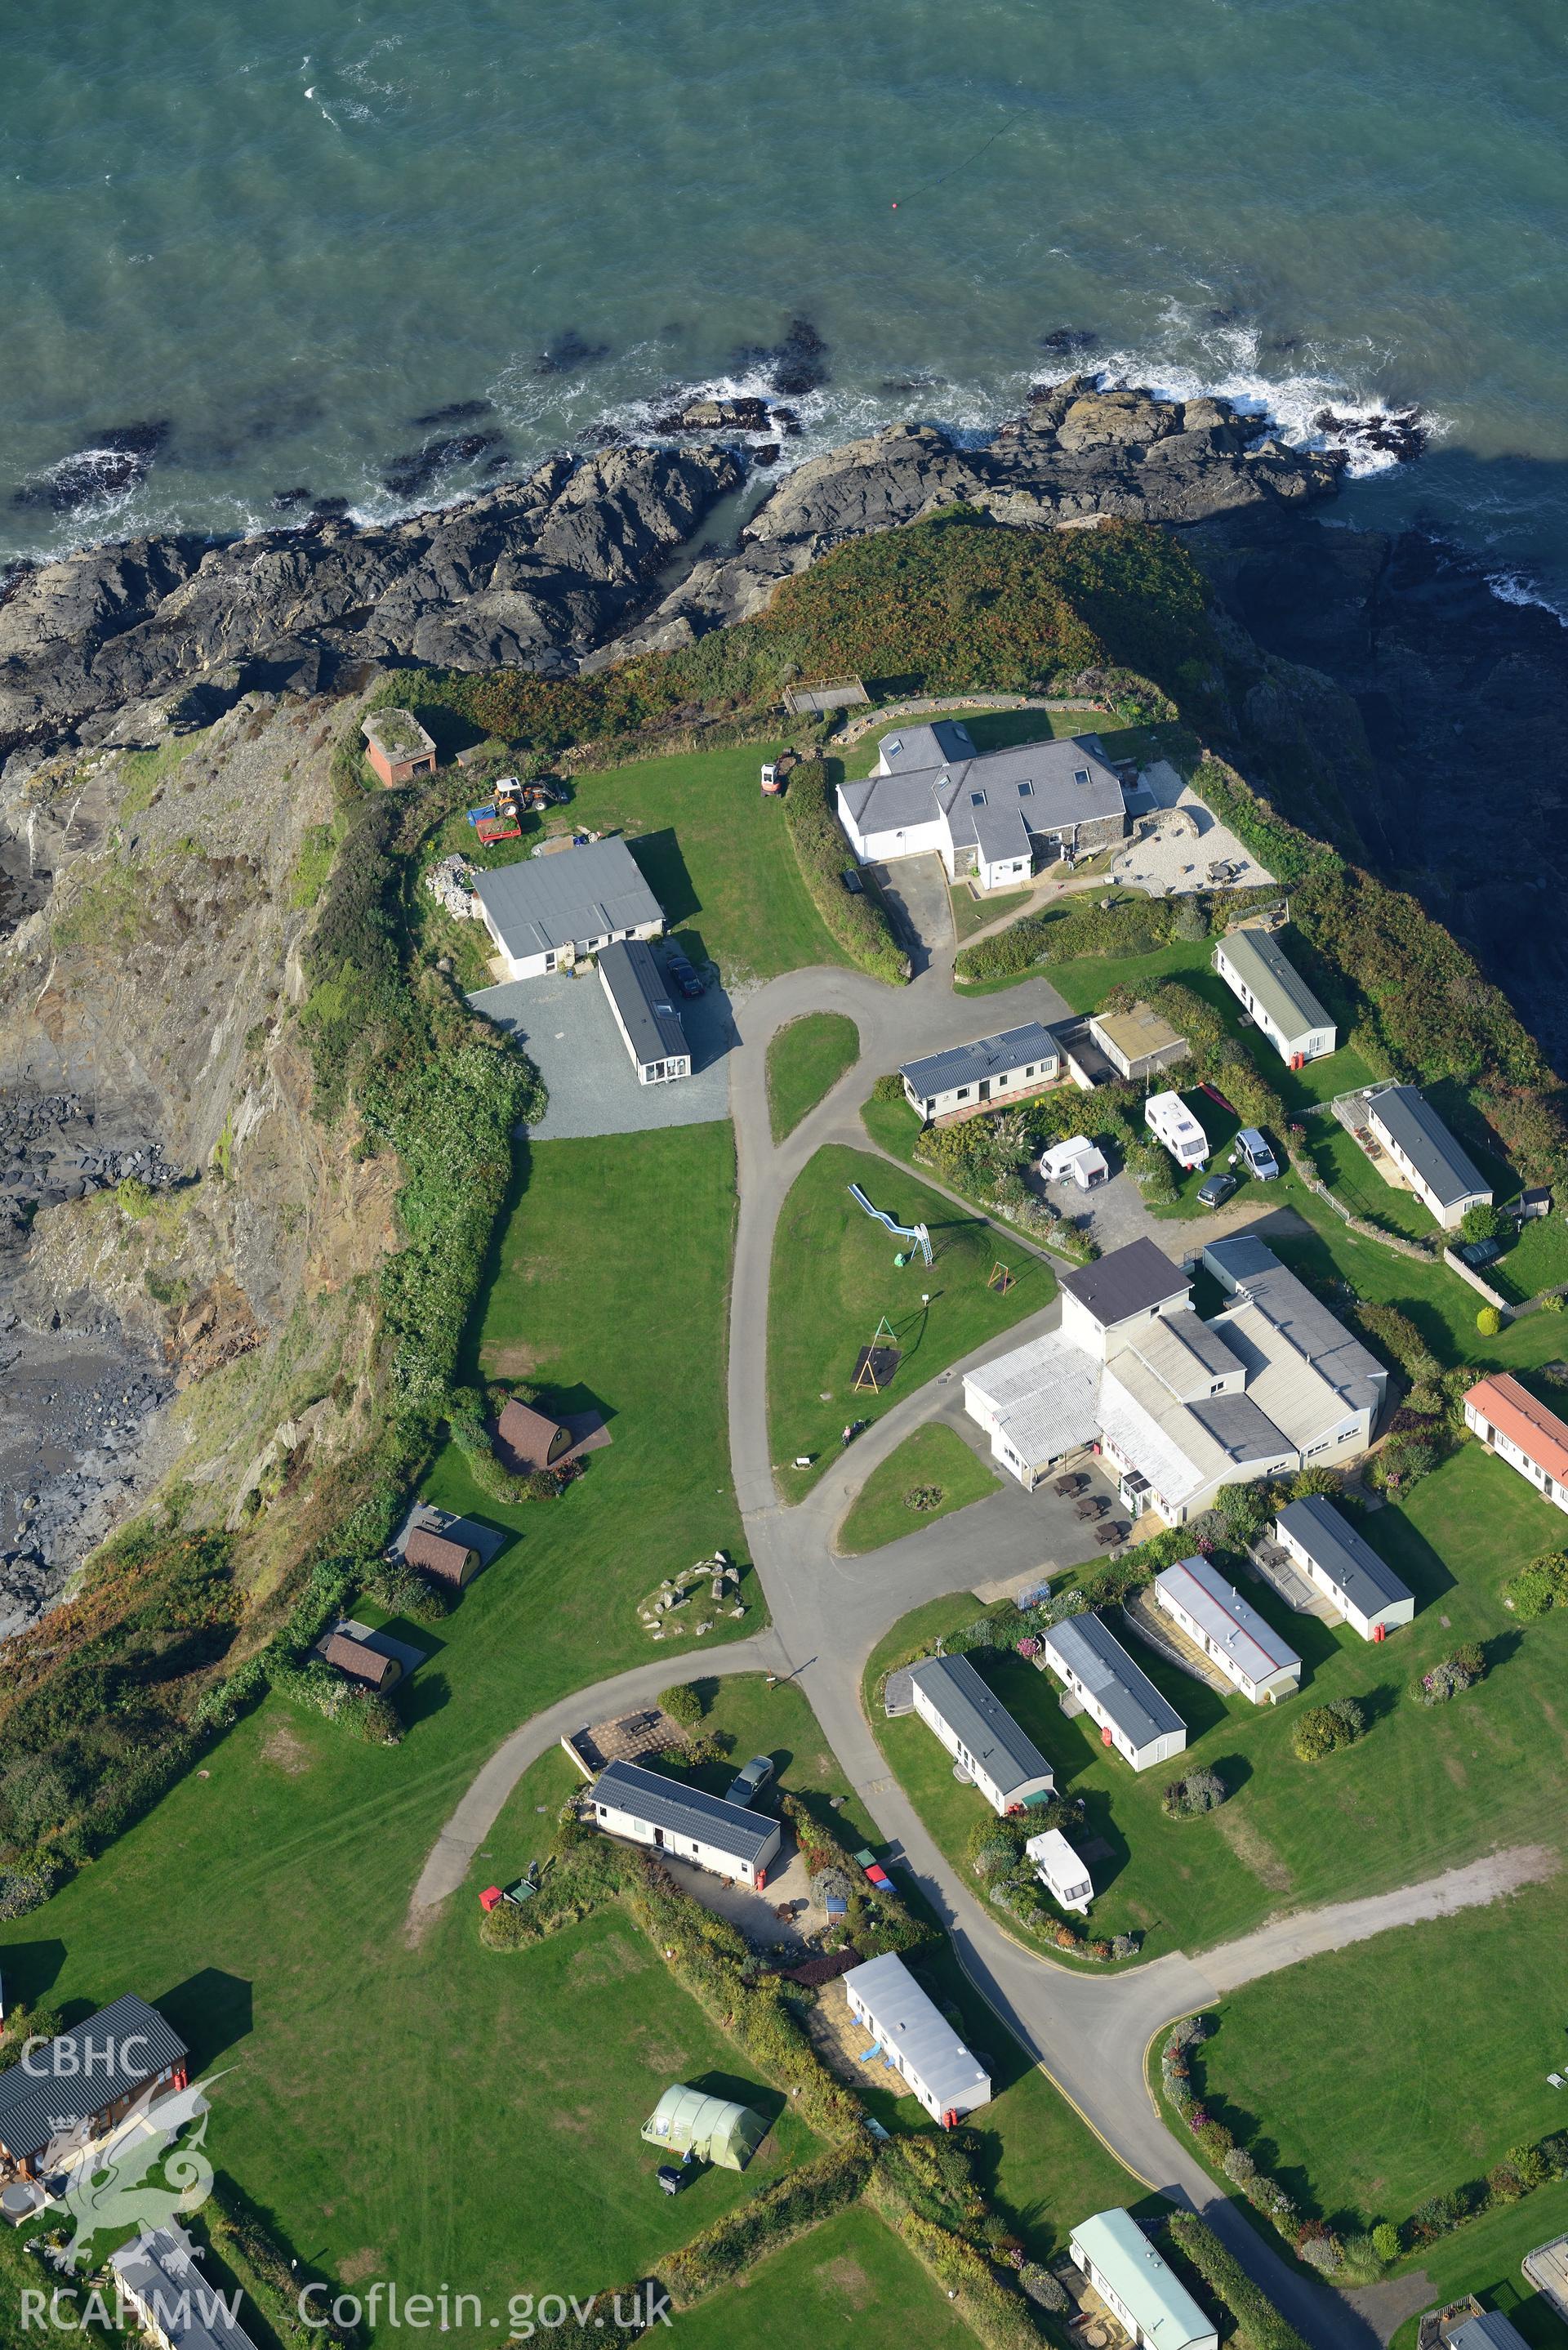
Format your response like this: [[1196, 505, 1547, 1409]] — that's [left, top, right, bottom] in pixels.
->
[[867, 853, 953, 975], [470, 964, 736, 1139]]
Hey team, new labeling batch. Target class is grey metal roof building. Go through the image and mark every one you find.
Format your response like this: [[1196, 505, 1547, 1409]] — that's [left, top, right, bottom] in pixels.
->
[[110, 2227, 261, 2350], [843, 1950, 991, 2118], [470, 838, 663, 965], [1045, 1612, 1186, 1750], [597, 939, 689, 1078], [0, 1995, 188, 2166], [907, 1653, 1054, 1804], [1155, 1556, 1301, 1687], [1204, 1237, 1386, 1420], [1276, 1493, 1413, 1617], [1215, 927, 1335, 1049], [1365, 1083, 1491, 1214], [901, 1022, 1060, 1104], [1447, 2314, 1530, 2350], [1060, 1238, 1190, 1328], [590, 1758, 777, 1867]]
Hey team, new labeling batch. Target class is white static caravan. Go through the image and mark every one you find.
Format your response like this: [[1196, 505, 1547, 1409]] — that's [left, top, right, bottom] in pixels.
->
[[1025, 1827, 1094, 1914], [1273, 1494, 1415, 1643], [1154, 1555, 1301, 1703], [1214, 926, 1337, 1068], [1143, 1090, 1209, 1171], [1040, 1612, 1187, 1773], [590, 1758, 781, 1887], [906, 1652, 1055, 1817], [1069, 2210, 1218, 2350], [843, 1951, 991, 2125]]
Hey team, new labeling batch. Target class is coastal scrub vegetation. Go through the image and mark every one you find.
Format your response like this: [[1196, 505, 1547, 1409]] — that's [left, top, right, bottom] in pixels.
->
[[783, 758, 908, 982]]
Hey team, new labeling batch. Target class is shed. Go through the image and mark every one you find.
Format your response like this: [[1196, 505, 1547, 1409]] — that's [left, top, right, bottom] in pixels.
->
[[1088, 1004, 1189, 1086], [362, 709, 437, 790], [403, 1525, 480, 1588], [640, 2084, 767, 2171]]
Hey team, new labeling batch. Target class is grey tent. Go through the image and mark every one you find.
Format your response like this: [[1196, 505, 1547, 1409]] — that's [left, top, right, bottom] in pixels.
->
[[639, 2084, 767, 2171]]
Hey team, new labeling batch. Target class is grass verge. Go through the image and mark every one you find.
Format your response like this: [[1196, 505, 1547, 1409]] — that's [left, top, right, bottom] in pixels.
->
[[767, 1013, 862, 1142], [838, 1425, 1001, 1555]]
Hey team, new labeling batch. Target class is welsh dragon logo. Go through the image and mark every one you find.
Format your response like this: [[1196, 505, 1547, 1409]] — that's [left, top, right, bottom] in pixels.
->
[[50, 2075, 223, 2271]]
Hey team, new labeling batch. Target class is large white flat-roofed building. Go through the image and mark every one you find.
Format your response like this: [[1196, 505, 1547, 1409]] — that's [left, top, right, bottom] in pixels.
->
[[597, 938, 690, 1085], [843, 1951, 991, 2125], [1068, 2210, 1218, 2350], [901, 1022, 1060, 1123], [1363, 1082, 1492, 1230], [837, 721, 1128, 892], [471, 837, 665, 979], [964, 1328, 1102, 1490], [1464, 1371, 1568, 1517], [1155, 1554, 1301, 1702], [906, 1652, 1055, 1816], [1274, 1493, 1414, 1641], [1214, 927, 1336, 1066], [590, 1757, 781, 1886], [1040, 1612, 1187, 1772]]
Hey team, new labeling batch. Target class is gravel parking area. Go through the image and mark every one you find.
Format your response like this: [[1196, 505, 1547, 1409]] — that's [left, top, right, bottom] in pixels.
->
[[469, 963, 735, 1139], [1114, 759, 1272, 897]]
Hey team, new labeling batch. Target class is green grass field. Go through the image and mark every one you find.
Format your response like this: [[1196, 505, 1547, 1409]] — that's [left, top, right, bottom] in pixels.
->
[[559, 740, 848, 985], [767, 1012, 862, 1142], [864, 1441, 1568, 1962], [1489, 1211, 1568, 1307], [837, 1424, 1001, 1555], [1387, 2180, 1568, 2350], [952, 883, 1032, 943], [768, 1145, 1050, 1495], [671, 2201, 978, 2350]]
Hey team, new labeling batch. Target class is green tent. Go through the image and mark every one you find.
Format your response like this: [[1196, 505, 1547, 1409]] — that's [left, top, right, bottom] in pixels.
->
[[640, 2084, 767, 2171]]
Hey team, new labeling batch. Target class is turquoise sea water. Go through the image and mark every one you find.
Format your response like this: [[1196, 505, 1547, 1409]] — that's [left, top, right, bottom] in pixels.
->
[[4, 0, 1567, 602]]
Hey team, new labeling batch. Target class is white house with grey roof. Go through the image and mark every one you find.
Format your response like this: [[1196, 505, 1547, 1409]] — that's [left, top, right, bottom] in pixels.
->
[[906, 1652, 1055, 1815], [843, 1951, 991, 2124], [1040, 1612, 1187, 1771], [1363, 1082, 1493, 1229], [900, 1021, 1060, 1122], [597, 939, 690, 1084], [837, 720, 1127, 891], [590, 1758, 781, 1885], [1069, 2210, 1218, 2350], [1274, 1493, 1414, 1640], [470, 837, 665, 979], [1214, 927, 1337, 1066], [1155, 1555, 1301, 1702]]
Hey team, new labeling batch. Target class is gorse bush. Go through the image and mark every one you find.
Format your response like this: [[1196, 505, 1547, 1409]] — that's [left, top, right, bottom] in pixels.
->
[[1293, 1697, 1365, 1761], [1507, 1550, 1568, 1618]]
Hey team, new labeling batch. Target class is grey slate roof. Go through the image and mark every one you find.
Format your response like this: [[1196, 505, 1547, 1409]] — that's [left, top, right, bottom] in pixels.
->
[[901, 1021, 1060, 1102], [843, 1950, 989, 2110], [1059, 1237, 1190, 1327], [0, 1995, 188, 2163], [1366, 1083, 1491, 1210], [592, 1757, 777, 1863], [471, 837, 662, 960], [1186, 1393, 1293, 1462], [840, 734, 1125, 848], [1045, 1612, 1186, 1749], [1218, 927, 1334, 1042], [1276, 1493, 1413, 1616], [1156, 1556, 1301, 1682], [598, 939, 688, 1068], [908, 1652, 1054, 1799], [110, 2228, 260, 2350], [1202, 1237, 1384, 1417]]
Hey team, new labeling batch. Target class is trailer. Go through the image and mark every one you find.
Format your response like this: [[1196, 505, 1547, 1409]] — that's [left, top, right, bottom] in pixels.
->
[[1144, 1090, 1209, 1171]]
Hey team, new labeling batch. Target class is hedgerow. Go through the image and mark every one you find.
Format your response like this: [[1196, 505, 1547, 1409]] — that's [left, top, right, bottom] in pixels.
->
[[782, 760, 907, 983], [662, 2145, 870, 2304], [1161, 2214, 1308, 2350]]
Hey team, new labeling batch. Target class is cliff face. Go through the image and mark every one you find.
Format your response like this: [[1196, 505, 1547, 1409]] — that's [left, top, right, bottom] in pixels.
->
[[0, 693, 394, 1632]]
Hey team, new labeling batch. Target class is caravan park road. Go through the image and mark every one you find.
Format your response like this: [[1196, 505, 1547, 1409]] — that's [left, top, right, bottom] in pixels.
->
[[413, 868, 1549, 2349]]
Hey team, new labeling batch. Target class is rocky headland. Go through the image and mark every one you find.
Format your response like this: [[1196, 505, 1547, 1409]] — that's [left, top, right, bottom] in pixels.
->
[[2, 370, 1567, 1627]]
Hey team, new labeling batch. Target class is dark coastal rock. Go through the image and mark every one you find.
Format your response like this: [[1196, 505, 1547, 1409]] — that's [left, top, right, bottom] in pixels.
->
[[310, 495, 350, 516], [534, 332, 611, 377], [270, 487, 313, 512], [730, 317, 831, 396], [1313, 406, 1427, 462], [0, 444, 745, 759], [383, 430, 511, 499], [1038, 328, 1099, 356], [12, 422, 172, 515], [751, 444, 782, 467], [651, 396, 773, 435], [410, 399, 494, 428]]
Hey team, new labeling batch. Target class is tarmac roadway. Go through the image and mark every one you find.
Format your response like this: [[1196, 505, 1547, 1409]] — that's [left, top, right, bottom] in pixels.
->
[[412, 858, 1552, 2350]]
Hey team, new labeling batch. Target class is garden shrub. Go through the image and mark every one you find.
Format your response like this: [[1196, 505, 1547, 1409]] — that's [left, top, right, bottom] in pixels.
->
[[1506, 1550, 1568, 1618], [1414, 1644, 1486, 1704], [1370, 2221, 1401, 2264], [1462, 1202, 1506, 1244], [361, 1554, 452, 1624], [1352, 1301, 1441, 1386], [1019, 2266, 1068, 2314], [783, 761, 907, 984], [1292, 1697, 1365, 1760], [658, 1682, 704, 1728], [0, 1866, 56, 1921], [1477, 1304, 1502, 1337], [1162, 1765, 1228, 1817]]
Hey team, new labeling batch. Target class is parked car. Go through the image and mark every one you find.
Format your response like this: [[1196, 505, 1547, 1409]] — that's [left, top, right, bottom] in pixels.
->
[[1197, 1171, 1238, 1210], [726, 1755, 775, 1807], [666, 949, 704, 999], [840, 867, 865, 895], [1235, 1126, 1281, 1180], [656, 2165, 688, 2196]]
